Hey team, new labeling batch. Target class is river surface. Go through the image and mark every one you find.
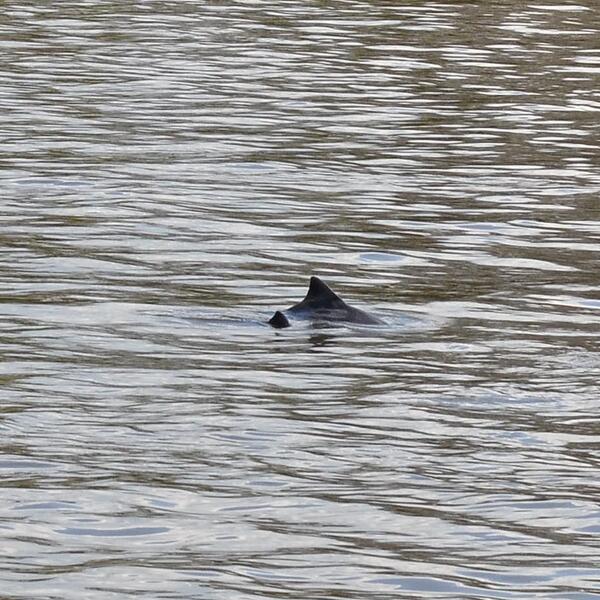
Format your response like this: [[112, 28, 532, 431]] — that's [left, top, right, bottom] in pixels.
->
[[1, 1, 599, 599]]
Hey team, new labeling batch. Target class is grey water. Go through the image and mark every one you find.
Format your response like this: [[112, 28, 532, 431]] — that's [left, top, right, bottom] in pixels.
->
[[1, 1, 599, 599]]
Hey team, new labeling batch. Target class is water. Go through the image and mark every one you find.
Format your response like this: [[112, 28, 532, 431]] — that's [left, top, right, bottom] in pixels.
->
[[1, 1, 599, 598]]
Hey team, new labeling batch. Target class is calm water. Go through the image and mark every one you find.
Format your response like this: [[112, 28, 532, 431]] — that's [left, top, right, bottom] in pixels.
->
[[1, 1, 599, 599]]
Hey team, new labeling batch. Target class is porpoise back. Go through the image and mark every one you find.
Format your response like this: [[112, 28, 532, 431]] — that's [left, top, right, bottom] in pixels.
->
[[268, 276, 383, 328]]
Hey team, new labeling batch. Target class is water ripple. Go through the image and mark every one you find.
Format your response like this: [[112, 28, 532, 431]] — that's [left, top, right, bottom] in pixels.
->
[[1, 1, 599, 598]]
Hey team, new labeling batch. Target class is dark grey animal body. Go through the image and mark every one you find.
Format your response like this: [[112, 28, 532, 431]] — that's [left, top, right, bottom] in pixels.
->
[[268, 276, 384, 328]]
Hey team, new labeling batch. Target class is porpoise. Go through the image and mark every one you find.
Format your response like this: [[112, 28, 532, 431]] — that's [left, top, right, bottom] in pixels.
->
[[268, 276, 384, 328]]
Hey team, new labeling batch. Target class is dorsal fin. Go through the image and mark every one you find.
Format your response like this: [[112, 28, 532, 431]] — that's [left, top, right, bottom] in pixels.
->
[[302, 276, 345, 308]]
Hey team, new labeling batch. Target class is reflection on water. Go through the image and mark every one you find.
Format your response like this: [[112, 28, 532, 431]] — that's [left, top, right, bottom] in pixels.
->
[[1, 1, 599, 598]]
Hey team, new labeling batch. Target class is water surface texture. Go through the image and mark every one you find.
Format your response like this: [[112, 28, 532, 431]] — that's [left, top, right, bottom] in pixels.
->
[[1, 1, 599, 599]]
